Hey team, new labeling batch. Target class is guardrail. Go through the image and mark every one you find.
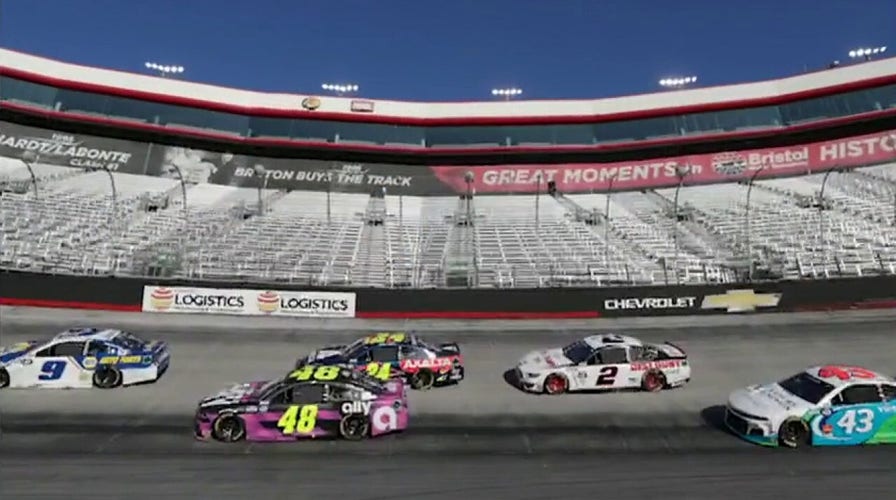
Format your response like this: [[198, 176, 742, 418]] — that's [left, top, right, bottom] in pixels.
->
[[2, 270, 896, 319]]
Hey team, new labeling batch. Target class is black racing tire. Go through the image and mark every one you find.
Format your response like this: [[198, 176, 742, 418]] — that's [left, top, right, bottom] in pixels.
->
[[778, 418, 810, 448], [0, 368, 9, 389], [212, 414, 247, 443], [543, 373, 568, 395], [410, 369, 435, 390], [339, 414, 370, 441], [641, 370, 666, 393], [92, 367, 122, 389]]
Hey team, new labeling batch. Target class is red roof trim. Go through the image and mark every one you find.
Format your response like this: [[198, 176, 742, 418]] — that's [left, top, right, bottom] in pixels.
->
[[5, 99, 896, 156], [2, 66, 896, 127]]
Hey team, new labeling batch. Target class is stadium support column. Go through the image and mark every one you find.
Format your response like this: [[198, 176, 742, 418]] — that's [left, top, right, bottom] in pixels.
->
[[604, 172, 618, 267], [818, 168, 842, 274], [535, 173, 542, 235], [20, 151, 39, 200], [99, 166, 118, 229], [743, 162, 769, 281], [672, 164, 691, 285], [254, 165, 267, 215]]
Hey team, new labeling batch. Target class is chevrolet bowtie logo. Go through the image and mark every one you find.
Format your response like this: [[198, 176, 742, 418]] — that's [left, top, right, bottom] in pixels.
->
[[701, 289, 782, 313]]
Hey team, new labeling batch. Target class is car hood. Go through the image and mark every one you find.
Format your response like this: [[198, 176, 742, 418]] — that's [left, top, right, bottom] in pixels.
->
[[728, 383, 812, 418], [307, 346, 347, 363], [198, 380, 269, 408], [0, 341, 41, 365], [518, 348, 573, 371]]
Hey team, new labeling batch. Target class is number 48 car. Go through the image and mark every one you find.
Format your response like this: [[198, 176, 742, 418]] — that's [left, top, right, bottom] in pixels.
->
[[194, 364, 408, 442], [0, 328, 170, 389], [725, 365, 896, 448], [515, 333, 690, 394]]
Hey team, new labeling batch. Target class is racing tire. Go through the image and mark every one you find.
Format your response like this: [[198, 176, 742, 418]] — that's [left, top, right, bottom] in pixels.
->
[[212, 414, 247, 443], [778, 419, 810, 448], [92, 367, 122, 389], [543, 373, 568, 395], [0, 368, 9, 389], [410, 370, 435, 390], [339, 414, 370, 441], [641, 370, 666, 393]]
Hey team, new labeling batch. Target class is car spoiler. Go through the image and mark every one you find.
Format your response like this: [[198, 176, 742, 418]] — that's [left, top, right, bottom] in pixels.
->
[[439, 342, 461, 354], [662, 341, 688, 359]]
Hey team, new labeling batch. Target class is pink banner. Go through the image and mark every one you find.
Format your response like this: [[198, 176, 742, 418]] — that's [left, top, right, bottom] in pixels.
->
[[431, 129, 896, 193]]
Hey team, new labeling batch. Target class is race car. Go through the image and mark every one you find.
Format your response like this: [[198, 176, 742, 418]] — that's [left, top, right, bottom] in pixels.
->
[[725, 364, 896, 448], [297, 331, 464, 390], [515, 333, 690, 394], [0, 327, 170, 389], [194, 364, 409, 442]]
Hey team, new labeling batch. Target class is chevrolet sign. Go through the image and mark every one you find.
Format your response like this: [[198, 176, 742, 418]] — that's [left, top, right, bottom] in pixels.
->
[[700, 289, 782, 313]]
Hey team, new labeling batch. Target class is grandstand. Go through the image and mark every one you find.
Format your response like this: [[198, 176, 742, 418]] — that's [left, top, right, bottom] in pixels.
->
[[3, 156, 894, 288]]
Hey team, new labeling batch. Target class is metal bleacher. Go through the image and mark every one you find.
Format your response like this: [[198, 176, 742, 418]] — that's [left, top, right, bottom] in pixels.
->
[[2, 157, 895, 287]]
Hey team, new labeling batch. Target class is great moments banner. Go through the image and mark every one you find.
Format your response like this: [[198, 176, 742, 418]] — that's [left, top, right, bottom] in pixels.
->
[[1, 120, 895, 194]]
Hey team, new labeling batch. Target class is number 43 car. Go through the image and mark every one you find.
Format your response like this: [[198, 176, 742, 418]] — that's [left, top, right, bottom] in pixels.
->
[[725, 365, 896, 448], [0, 327, 170, 389], [515, 333, 690, 394], [297, 332, 464, 390], [194, 364, 409, 442]]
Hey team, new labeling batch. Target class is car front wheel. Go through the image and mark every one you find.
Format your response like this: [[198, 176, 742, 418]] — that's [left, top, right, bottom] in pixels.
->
[[212, 414, 246, 443], [778, 419, 810, 448], [0, 368, 9, 388]]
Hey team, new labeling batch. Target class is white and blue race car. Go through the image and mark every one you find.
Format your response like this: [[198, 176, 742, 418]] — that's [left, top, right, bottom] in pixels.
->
[[0, 327, 170, 389]]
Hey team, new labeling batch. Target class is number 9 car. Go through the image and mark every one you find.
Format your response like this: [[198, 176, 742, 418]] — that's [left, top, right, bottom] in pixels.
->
[[194, 364, 409, 442], [0, 328, 170, 389], [725, 365, 896, 447]]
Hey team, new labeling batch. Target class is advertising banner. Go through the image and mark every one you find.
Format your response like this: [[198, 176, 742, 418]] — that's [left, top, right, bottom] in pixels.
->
[[0, 121, 149, 173], [431, 129, 896, 193], [142, 285, 356, 318]]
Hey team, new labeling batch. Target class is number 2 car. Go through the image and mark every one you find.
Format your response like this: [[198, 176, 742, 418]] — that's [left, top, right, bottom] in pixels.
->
[[0, 327, 170, 389], [725, 364, 896, 448], [297, 331, 464, 390], [194, 364, 409, 442], [515, 333, 690, 394]]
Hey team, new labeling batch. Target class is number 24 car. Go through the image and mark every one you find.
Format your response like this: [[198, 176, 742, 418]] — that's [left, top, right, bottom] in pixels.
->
[[725, 365, 896, 447], [194, 364, 409, 442], [0, 328, 170, 389]]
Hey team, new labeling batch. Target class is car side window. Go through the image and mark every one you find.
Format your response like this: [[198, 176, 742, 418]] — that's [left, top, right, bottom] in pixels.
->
[[86, 341, 112, 356], [628, 345, 644, 361], [36, 342, 86, 357], [370, 345, 398, 363], [586, 350, 602, 365], [833, 384, 884, 405], [288, 383, 325, 404], [882, 384, 896, 402], [598, 347, 628, 365], [399, 346, 428, 360]]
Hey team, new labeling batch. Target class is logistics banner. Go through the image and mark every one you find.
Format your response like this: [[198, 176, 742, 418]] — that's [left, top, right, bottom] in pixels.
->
[[142, 285, 356, 318], [431, 129, 896, 193]]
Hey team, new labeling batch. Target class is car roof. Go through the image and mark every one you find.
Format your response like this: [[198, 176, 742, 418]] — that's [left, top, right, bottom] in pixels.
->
[[52, 327, 122, 342], [583, 333, 643, 348], [805, 365, 895, 387]]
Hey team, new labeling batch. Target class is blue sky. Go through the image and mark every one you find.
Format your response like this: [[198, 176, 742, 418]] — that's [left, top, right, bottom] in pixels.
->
[[1, 0, 893, 101]]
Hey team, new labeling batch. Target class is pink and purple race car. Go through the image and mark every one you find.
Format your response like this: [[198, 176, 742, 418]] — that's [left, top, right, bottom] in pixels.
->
[[194, 364, 409, 442]]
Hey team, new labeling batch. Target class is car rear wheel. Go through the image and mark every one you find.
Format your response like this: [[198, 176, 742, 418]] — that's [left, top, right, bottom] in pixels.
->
[[212, 414, 246, 443], [0, 368, 9, 389], [778, 419, 810, 448], [543, 373, 568, 395], [410, 370, 435, 390], [92, 367, 122, 389], [641, 370, 666, 392], [339, 415, 370, 441]]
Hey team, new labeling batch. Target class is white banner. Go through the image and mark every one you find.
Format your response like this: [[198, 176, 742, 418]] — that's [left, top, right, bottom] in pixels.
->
[[142, 286, 356, 318]]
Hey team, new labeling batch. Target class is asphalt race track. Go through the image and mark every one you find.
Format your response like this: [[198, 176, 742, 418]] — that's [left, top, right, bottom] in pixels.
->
[[2, 306, 896, 499]]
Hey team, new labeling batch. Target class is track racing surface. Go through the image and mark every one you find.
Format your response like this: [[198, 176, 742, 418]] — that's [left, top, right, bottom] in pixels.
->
[[1, 307, 895, 499]]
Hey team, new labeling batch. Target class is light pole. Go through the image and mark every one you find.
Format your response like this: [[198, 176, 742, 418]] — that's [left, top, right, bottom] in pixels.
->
[[604, 172, 618, 267], [20, 151, 39, 199], [464, 171, 474, 221], [144, 62, 185, 78], [321, 83, 359, 96], [535, 173, 542, 235], [743, 162, 769, 281], [672, 164, 691, 284], [491, 87, 523, 101], [253, 165, 267, 215], [659, 76, 697, 89], [849, 46, 887, 61]]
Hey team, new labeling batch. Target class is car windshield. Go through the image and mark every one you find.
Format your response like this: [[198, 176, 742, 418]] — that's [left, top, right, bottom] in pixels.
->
[[111, 332, 147, 351], [561, 340, 594, 364], [778, 372, 836, 404]]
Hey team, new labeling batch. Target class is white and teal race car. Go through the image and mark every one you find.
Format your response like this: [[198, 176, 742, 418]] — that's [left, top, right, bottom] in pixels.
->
[[725, 365, 896, 447]]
